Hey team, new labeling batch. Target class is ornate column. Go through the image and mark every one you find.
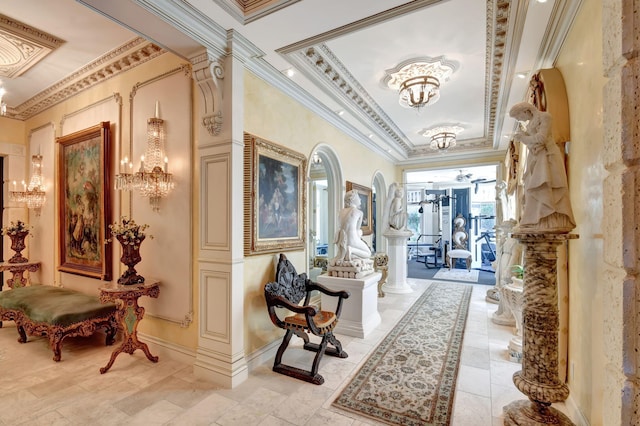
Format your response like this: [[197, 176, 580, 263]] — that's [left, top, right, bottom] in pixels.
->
[[191, 41, 249, 388], [504, 233, 578, 425]]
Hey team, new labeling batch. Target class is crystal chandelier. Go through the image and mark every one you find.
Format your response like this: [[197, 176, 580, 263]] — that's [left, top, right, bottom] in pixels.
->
[[10, 153, 46, 216], [422, 125, 463, 153], [115, 102, 174, 212], [430, 132, 457, 151], [384, 57, 457, 110]]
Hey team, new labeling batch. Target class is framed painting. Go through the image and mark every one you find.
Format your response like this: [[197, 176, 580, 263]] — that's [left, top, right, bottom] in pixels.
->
[[346, 181, 373, 235], [244, 133, 306, 255], [57, 122, 113, 280]]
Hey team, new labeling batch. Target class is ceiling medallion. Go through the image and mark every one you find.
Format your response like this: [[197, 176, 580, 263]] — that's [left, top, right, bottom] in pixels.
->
[[383, 57, 458, 109], [422, 125, 464, 152]]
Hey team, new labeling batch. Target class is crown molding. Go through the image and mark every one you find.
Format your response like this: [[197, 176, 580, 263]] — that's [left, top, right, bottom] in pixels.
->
[[10, 38, 164, 120]]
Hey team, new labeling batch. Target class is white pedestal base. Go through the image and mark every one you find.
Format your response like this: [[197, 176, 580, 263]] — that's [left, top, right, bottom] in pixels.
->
[[382, 231, 413, 294], [318, 272, 382, 338], [508, 337, 523, 363]]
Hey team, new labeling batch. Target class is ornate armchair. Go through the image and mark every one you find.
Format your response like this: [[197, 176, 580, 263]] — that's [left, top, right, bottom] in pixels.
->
[[264, 253, 350, 385], [446, 214, 473, 271]]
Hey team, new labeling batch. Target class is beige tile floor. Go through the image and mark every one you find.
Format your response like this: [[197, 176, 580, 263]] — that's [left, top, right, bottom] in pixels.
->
[[0, 278, 568, 425]]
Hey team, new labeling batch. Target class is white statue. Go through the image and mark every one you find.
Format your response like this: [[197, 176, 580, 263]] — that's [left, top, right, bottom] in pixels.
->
[[491, 219, 523, 325], [509, 102, 575, 233], [333, 189, 372, 262], [384, 183, 407, 232]]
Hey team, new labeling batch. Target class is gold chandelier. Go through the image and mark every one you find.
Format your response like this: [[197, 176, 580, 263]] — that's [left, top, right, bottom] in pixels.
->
[[10, 153, 46, 216], [430, 132, 457, 151], [422, 125, 463, 153], [115, 102, 174, 212], [384, 57, 457, 110]]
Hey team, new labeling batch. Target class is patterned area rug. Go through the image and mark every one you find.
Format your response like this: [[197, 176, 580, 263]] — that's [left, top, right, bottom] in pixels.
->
[[332, 282, 472, 425], [433, 268, 479, 283]]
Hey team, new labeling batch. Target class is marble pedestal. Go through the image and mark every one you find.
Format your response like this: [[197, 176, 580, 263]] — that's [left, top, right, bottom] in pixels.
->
[[318, 272, 382, 338], [382, 231, 413, 294], [503, 233, 578, 426]]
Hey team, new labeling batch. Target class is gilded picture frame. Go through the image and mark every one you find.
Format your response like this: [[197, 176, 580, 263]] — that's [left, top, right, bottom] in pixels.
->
[[57, 122, 113, 280], [346, 181, 373, 236], [244, 133, 307, 255]]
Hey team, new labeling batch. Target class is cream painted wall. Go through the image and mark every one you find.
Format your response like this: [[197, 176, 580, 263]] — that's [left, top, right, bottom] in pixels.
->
[[0, 117, 25, 143], [556, 1, 606, 423], [19, 52, 198, 351], [243, 71, 397, 354]]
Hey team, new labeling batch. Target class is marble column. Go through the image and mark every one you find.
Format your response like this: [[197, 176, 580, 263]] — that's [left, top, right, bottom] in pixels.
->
[[382, 230, 413, 294], [503, 233, 578, 426]]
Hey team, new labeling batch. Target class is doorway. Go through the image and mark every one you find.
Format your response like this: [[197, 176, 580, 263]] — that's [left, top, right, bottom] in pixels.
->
[[405, 165, 498, 269]]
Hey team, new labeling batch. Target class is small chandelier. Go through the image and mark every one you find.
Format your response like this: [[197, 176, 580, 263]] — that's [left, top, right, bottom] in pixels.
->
[[399, 75, 441, 108], [384, 57, 457, 110], [10, 153, 46, 216], [430, 132, 457, 151], [115, 102, 175, 212], [422, 125, 464, 153]]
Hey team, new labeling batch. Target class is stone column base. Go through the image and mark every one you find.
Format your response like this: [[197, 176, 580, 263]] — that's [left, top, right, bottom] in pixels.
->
[[504, 400, 574, 425]]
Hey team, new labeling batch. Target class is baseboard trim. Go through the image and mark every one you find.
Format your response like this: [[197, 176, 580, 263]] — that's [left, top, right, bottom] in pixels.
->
[[564, 394, 589, 426]]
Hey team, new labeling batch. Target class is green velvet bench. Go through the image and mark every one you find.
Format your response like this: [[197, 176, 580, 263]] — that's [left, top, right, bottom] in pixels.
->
[[0, 285, 118, 362]]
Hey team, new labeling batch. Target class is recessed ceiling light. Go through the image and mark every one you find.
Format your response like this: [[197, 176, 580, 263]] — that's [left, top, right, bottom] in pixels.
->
[[368, 134, 374, 139], [285, 68, 295, 77], [337, 110, 345, 116], [516, 72, 527, 79], [536, 0, 548, 3]]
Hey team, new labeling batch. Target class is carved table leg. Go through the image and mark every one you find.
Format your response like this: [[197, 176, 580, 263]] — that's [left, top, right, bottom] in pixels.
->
[[503, 233, 578, 425], [100, 294, 158, 374]]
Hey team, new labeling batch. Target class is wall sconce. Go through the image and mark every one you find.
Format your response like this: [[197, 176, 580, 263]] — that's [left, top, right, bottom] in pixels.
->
[[115, 101, 175, 212], [10, 153, 46, 216]]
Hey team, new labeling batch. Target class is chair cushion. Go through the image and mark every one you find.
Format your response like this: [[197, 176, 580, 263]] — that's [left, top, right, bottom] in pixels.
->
[[284, 311, 337, 334], [448, 249, 472, 258], [0, 285, 116, 327]]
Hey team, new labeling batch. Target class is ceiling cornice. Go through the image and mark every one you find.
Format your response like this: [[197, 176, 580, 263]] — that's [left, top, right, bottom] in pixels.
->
[[278, 0, 512, 161], [537, 0, 584, 69], [133, 0, 228, 57], [9, 38, 163, 120], [212, 0, 301, 24]]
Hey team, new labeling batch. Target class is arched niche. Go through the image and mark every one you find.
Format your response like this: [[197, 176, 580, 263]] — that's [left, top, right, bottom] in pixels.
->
[[307, 144, 342, 264]]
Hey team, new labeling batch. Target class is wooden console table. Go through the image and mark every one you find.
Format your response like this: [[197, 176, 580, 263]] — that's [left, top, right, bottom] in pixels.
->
[[0, 261, 41, 289], [98, 279, 160, 374]]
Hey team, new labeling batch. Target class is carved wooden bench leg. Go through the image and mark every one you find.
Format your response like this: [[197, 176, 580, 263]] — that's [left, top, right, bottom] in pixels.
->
[[50, 330, 63, 362], [16, 324, 27, 343]]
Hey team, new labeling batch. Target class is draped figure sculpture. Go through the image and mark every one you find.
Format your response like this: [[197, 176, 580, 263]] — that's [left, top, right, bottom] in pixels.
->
[[509, 102, 575, 233], [333, 190, 372, 262], [384, 183, 407, 232]]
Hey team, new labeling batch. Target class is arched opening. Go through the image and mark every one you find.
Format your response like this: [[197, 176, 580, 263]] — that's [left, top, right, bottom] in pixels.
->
[[307, 144, 343, 270]]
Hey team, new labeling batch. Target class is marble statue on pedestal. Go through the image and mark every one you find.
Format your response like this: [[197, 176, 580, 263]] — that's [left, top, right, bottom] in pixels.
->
[[491, 220, 522, 326], [384, 183, 407, 232], [328, 189, 373, 278], [502, 277, 524, 363], [381, 182, 413, 294], [509, 102, 575, 234]]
